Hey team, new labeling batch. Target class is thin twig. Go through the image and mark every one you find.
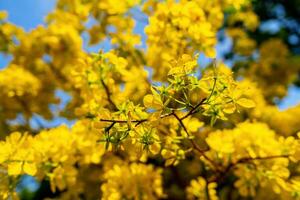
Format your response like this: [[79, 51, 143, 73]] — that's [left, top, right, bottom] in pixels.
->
[[172, 111, 221, 171], [101, 79, 118, 111], [99, 110, 175, 126], [105, 122, 116, 133], [205, 59, 218, 104], [180, 98, 207, 120], [100, 118, 147, 123], [235, 154, 290, 164], [208, 154, 291, 183]]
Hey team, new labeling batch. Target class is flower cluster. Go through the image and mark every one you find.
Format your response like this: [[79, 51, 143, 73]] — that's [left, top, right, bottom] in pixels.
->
[[145, 0, 251, 79], [101, 163, 164, 200]]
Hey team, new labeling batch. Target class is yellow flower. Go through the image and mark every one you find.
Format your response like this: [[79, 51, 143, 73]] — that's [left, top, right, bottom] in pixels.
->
[[186, 176, 219, 200], [101, 163, 164, 200]]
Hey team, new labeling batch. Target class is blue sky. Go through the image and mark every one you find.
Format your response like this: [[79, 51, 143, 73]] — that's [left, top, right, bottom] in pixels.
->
[[0, 0, 55, 31], [0, 0, 55, 67], [0, 0, 299, 110]]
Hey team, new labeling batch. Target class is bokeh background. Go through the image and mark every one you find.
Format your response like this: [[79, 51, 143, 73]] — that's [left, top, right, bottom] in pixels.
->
[[1, 0, 299, 112]]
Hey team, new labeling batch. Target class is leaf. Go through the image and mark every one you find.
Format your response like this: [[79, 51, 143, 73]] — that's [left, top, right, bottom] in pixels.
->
[[237, 98, 255, 108], [210, 115, 217, 126]]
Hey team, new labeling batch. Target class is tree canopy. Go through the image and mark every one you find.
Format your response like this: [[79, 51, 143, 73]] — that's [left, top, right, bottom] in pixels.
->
[[0, 0, 300, 199]]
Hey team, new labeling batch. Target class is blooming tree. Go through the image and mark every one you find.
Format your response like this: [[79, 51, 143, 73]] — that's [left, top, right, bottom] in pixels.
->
[[0, 0, 300, 199]]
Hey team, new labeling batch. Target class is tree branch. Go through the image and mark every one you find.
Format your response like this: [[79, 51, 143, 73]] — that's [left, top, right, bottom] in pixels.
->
[[180, 98, 207, 120], [101, 79, 118, 111], [99, 110, 175, 126], [172, 111, 221, 171], [208, 154, 291, 183]]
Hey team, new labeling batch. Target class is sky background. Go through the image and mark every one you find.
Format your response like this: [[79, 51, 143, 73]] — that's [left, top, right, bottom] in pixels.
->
[[0, 0, 300, 111]]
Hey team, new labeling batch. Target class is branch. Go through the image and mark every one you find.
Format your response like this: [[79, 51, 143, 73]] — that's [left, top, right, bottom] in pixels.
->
[[204, 59, 218, 105], [180, 98, 207, 120], [179, 63, 218, 121], [99, 110, 175, 126], [100, 118, 147, 123], [235, 154, 290, 164], [172, 111, 221, 172], [101, 79, 118, 111], [205, 76, 217, 103], [105, 121, 116, 133], [208, 154, 291, 183], [48, 63, 68, 83]]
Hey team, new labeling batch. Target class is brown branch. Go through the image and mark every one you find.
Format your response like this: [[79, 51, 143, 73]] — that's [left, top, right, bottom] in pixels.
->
[[48, 63, 68, 83], [203, 59, 217, 105], [105, 121, 116, 133], [171, 111, 221, 172], [99, 110, 175, 126], [100, 118, 147, 123], [235, 154, 290, 164], [180, 98, 207, 120], [100, 79, 118, 111], [97, 92, 207, 128], [172, 112, 189, 135], [208, 154, 291, 183], [15, 96, 31, 116]]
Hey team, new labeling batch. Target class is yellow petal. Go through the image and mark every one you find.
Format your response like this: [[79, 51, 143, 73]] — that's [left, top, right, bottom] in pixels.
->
[[23, 162, 37, 176], [149, 143, 161, 155], [8, 162, 22, 176], [168, 67, 182, 75], [237, 98, 255, 108], [223, 103, 236, 114], [143, 94, 162, 109], [143, 94, 154, 108], [0, 11, 8, 20]]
